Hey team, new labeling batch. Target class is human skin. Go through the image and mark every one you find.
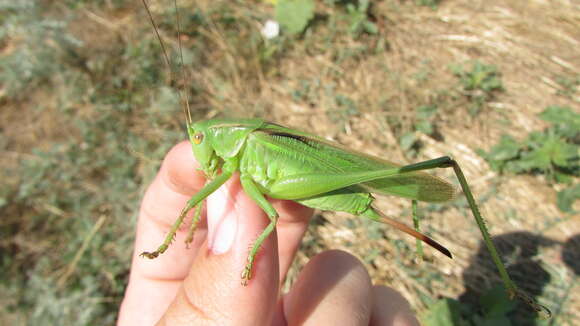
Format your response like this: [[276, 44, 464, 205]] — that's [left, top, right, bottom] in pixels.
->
[[117, 141, 419, 326]]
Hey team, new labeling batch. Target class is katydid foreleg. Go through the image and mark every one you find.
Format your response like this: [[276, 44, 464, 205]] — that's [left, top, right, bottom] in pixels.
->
[[140, 171, 232, 259]]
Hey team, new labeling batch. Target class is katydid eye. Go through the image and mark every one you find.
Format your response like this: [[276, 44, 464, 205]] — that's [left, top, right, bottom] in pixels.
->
[[193, 132, 204, 144]]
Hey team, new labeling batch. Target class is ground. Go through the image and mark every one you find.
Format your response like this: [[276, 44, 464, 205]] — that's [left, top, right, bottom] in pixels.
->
[[0, 0, 578, 324]]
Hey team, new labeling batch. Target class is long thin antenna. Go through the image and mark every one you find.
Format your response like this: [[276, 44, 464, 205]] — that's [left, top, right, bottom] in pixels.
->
[[141, 0, 172, 76], [173, 0, 192, 125], [141, 0, 192, 125]]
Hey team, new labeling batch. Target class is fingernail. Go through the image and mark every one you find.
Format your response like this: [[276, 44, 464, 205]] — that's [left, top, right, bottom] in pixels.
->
[[208, 185, 238, 255]]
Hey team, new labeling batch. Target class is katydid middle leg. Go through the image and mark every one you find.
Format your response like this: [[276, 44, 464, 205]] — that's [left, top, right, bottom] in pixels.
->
[[185, 202, 204, 248], [239, 175, 279, 285]]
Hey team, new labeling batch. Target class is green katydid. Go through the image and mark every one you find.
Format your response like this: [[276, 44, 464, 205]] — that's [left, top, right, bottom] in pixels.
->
[[139, 118, 541, 310], [140, 118, 456, 272], [138, 0, 549, 317]]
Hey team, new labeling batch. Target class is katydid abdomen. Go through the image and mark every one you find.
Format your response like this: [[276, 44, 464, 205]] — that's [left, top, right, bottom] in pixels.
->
[[235, 124, 452, 256]]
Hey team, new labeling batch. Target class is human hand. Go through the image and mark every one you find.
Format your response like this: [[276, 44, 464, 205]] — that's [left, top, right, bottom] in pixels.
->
[[118, 141, 419, 325]]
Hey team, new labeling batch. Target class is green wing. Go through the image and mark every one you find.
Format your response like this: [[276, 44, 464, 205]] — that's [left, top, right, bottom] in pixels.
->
[[258, 122, 455, 203]]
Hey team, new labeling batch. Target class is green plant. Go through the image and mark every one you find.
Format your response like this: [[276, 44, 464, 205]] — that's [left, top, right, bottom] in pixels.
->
[[415, 0, 441, 9], [327, 93, 359, 123], [478, 106, 579, 213], [450, 61, 504, 116], [421, 285, 518, 326], [345, 0, 378, 37], [555, 74, 579, 100], [0, 1, 82, 99], [275, 0, 315, 35], [399, 105, 439, 157]]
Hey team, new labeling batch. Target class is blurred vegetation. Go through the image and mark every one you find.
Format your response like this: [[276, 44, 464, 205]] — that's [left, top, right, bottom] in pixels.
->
[[1, 0, 183, 323], [478, 106, 579, 213], [1, 0, 578, 325], [450, 61, 504, 117], [421, 285, 518, 326]]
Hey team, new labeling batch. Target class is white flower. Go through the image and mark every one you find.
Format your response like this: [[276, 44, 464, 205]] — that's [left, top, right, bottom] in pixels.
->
[[261, 20, 280, 39]]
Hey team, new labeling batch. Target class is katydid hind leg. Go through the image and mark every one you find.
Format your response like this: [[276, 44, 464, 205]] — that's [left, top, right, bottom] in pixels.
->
[[411, 157, 550, 316], [393, 156, 515, 288], [140, 172, 232, 259], [239, 175, 279, 285], [412, 200, 424, 258], [362, 206, 452, 258]]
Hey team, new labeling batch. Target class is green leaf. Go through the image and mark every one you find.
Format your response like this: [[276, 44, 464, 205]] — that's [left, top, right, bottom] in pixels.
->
[[275, 0, 315, 35], [478, 316, 512, 326], [449, 63, 463, 75], [416, 120, 434, 135], [421, 298, 467, 326], [417, 105, 438, 119], [400, 132, 416, 151], [538, 106, 580, 139], [480, 135, 521, 171], [516, 136, 577, 172], [479, 285, 517, 318], [554, 171, 573, 184], [362, 20, 378, 34], [557, 184, 580, 213]]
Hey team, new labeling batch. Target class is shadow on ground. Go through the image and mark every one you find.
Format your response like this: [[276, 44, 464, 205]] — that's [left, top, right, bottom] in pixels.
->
[[458, 231, 579, 325]]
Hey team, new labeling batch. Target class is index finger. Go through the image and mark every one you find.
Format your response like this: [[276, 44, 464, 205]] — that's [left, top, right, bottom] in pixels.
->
[[118, 141, 314, 324], [118, 142, 207, 325]]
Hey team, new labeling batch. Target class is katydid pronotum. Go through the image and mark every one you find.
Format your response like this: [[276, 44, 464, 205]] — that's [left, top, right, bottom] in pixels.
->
[[138, 0, 549, 318]]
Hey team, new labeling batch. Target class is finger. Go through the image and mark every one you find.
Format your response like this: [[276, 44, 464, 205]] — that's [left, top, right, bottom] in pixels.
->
[[270, 199, 313, 282], [282, 250, 373, 326], [158, 176, 280, 325], [118, 141, 207, 325], [369, 286, 419, 326]]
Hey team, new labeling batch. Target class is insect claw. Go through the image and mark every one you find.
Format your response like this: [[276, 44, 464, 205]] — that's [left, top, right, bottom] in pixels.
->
[[241, 264, 253, 285], [140, 251, 159, 259], [185, 228, 197, 247], [185, 236, 195, 249]]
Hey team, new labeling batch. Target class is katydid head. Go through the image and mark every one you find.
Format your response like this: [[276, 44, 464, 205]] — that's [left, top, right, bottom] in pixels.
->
[[187, 122, 219, 178], [187, 118, 263, 178]]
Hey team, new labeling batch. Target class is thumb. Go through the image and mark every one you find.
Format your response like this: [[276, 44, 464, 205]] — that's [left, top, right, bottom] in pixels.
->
[[157, 176, 280, 325]]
